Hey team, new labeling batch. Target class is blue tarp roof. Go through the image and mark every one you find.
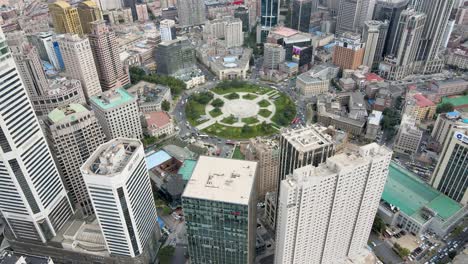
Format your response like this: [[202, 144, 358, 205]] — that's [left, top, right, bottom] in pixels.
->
[[146, 150, 172, 169]]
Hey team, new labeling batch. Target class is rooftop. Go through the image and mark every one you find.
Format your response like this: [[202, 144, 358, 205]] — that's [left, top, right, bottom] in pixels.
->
[[382, 162, 463, 224], [84, 139, 140, 176], [48, 103, 89, 124], [281, 125, 334, 152], [145, 111, 172, 128], [146, 150, 172, 169], [0, 251, 53, 264], [90, 88, 135, 110], [365, 73, 384, 82], [414, 94, 435, 107], [368, 110, 383, 126], [178, 159, 197, 181], [182, 156, 257, 205]]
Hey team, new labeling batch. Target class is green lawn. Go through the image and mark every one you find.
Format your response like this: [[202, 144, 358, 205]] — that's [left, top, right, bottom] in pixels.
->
[[232, 146, 245, 160], [242, 117, 259, 124], [203, 122, 277, 139], [185, 101, 208, 126], [258, 99, 271, 107], [211, 81, 270, 95], [272, 93, 296, 126], [225, 92, 240, 99], [243, 93, 258, 100], [258, 109, 272, 118], [209, 107, 223, 118], [221, 115, 238, 125]]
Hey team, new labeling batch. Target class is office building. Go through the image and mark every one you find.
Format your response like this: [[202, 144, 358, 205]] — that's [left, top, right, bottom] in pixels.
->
[[332, 32, 365, 70], [182, 156, 258, 264], [6, 32, 49, 99], [279, 125, 335, 182], [45, 104, 106, 215], [122, 0, 139, 21], [155, 37, 196, 75], [28, 32, 61, 70], [365, 110, 383, 140], [0, 28, 73, 243], [204, 17, 244, 48], [90, 88, 143, 140], [296, 64, 339, 96], [160, 19, 176, 41], [275, 143, 392, 264], [88, 21, 130, 90], [81, 138, 160, 260], [136, 4, 149, 22], [432, 111, 468, 148], [105, 8, 133, 25], [48, 1, 83, 35], [127, 81, 172, 113], [58, 34, 102, 100], [362, 20, 389, 70], [234, 6, 250, 32], [431, 127, 468, 206], [77, 1, 103, 34], [411, 0, 454, 73], [260, 0, 280, 41], [336, 0, 374, 34], [177, 0, 206, 27], [393, 114, 423, 156], [245, 137, 280, 201], [263, 43, 286, 69], [373, 0, 409, 57], [291, 0, 312, 33]]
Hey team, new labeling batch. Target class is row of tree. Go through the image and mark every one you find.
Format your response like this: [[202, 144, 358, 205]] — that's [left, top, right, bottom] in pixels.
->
[[129, 67, 186, 96]]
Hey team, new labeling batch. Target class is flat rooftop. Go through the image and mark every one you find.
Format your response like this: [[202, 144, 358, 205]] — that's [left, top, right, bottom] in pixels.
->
[[382, 162, 462, 224], [84, 139, 140, 176], [182, 156, 257, 205], [178, 159, 197, 181], [281, 125, 334, 152], [90, 88, 135, 110], [48, 103, 89, 124]]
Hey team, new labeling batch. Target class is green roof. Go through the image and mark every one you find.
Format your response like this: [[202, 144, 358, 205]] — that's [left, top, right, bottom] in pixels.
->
[[178, 159, 197, 181], [382, 162, 462, 224], [91, 88, 135, 110], [48, 103, 88, 123], [440, 95, 468, 108]]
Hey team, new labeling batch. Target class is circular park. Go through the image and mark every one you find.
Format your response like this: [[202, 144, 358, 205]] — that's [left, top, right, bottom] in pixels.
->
[[185, 81, 296, 139]]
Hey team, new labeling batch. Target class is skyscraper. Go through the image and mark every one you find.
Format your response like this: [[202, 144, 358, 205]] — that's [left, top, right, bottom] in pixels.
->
[[177, 0, 206, 27], [90, 88, 143, 140], [182, 156, 258, 264], [332, 32, 366, 70], [263, 43, 286, 69], [0, 28, 73, 243], [336, 0, 374, 34], [28, 32, 61, 70], [275, 143, 392, 264], [291, 0, 312, 33], [260, 0, 280, 40], [88, 21, 130, 90], [160, 19, 176, 41], [48, 1, 83, 35], [44, 104, 106, 215], [81, 138, 160, 261], [373, 0, 409, 56], [58, 34, 102, 100], [77, 1, 103, 34], [410, 0, 454, 72], [362, 20, 389, 69], [155, 37, 196, 75], [431, 127, 468, 206]]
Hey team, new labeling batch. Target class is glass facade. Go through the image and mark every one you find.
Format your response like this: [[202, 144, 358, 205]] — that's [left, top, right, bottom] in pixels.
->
[[183, 197, 249, 264]]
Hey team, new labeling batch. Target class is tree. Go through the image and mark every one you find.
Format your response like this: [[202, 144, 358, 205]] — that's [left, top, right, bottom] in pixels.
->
[[372, 216, 386, 234], [211, 98, 224, 108], [395, 96, 403, 110], [381, 108, 401, 140], [158, 246, 175, 264], [241, 124, 253, 134], [162, 100, 171, 111], [393, 243, 410, 258], [436, 102, 454, 114]]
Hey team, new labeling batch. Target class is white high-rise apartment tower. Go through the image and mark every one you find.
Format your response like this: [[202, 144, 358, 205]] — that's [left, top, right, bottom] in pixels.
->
[[58, 34, 102, 100], [275, 143, 392, 264], [81, 138, 160, 259], [0, 28, 73, 242]]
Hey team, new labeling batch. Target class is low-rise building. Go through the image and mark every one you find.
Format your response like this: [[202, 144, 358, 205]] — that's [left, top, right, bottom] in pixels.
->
[[198, 47, 252, 80], [446, 48, 468, 70], [143, 111, 175, 137], [378, 162, 465, 237], [393, 115, 423, 156], [127, 81, 172, 113], [365, 110, 382, 140], [433, 79, 468, 97], [404, 93, 437, 122], [296, 64, 339, 96]]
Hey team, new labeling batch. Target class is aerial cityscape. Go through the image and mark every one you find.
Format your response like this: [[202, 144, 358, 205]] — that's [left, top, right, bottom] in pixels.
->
[[0, 0, 467, 263]]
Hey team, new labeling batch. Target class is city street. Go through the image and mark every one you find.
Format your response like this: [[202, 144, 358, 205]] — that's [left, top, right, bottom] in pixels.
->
[[369, 232, 404, 264]]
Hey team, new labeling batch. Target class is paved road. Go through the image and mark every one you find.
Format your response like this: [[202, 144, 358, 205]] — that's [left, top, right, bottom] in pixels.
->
[[369, 232, 404, 264]]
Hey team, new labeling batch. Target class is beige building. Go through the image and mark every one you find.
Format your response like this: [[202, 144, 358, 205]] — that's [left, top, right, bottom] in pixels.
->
[[332, 32, 365, 70], [77, 1, 103, 34], [393, 115, 423, 156], [90, 88, 143, 140], [245, 138, 280, 201], [88, 21, 130, 90], [404, 93, 437, 122], [45, 104, 106, 215], [296, 64, 339, 96], [432, 111, 468, 148], [49, 1, 83, 35], [263, 43, 285, 70], [144, 111, 175, 138], [58, 34, 102, 100], [136, 4, 149, 22], [204, 16, 244, 48]]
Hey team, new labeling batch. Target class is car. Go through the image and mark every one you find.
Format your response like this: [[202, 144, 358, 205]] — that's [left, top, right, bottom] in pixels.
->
[[371, 242, 377, 247]]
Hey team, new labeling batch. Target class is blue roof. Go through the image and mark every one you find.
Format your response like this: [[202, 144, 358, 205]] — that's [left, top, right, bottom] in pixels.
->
[[446, 111, 460, 118], [286, 62, 298, 68], [146, 150, 172, 169]]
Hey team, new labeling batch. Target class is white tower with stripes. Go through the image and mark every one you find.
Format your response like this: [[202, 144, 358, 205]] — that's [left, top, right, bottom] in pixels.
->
[[0, 28, 73, 242], [81, 138, 160, 258]]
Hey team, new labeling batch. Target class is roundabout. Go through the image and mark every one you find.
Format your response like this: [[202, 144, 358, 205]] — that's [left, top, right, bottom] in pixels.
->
[[185, 81, 296, 139]]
